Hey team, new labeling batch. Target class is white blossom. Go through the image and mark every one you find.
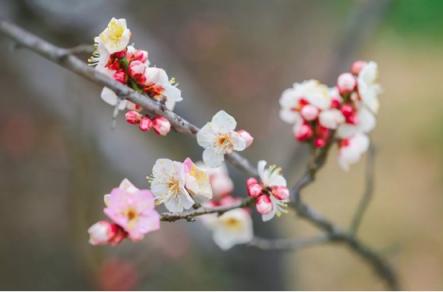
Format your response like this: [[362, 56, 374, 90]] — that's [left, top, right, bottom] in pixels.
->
[[97, 18, 131, 54], [150, 159, 194, 212], [338, 133, 370, 171], [203, 208, 253, 250], [358, 61, 381, 114], [144, 67, 183, 110], [197, 111, 248, 167]]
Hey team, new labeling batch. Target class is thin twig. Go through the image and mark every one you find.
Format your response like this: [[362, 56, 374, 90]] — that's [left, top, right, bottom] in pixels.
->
[[160, 198, 253, 222], [350, 143, 376, 235], [249, 234, 331, 251], [0, 20, 399, 290]]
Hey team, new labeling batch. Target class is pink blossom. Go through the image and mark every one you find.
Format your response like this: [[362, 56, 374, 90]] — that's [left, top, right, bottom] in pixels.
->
[[104, 186, 160, 241]]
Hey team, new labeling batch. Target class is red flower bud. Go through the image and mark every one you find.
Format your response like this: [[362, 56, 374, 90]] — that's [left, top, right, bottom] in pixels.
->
[[256, 195, 273, 215], [125, 111, 142, 125], [139, 116, 153, 132], [152, 116, 171, 136]]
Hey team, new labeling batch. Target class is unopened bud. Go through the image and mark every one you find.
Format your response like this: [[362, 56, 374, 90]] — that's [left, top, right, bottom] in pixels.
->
[[125, 110, 142, 125], [139, 116, 153, 132], [152, 116, 171, 136], [256, 195, 273, 215], [237, 129, 254, 147]]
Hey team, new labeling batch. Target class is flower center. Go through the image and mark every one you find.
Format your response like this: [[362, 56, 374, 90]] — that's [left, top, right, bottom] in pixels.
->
[[223, 217, 242, 230], [124, 207, 139, 228], [216, 134, 233, 152], [108, 19, 125, 41], [168, 178, 180, 195]]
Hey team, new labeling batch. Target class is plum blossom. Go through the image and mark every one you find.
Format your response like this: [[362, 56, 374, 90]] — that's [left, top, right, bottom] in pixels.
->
[[201, 196, 253, 250], [357, 61, 381, 114], [247, 161, 289, 221], [103, 179, 160, 241], [97, 18, 131, 54], [197, 111, 250, 167], [143, 67, 182, 110], [183, 158, 213, 202], [150, 159, 194, 212], [338, 133, 370, 171]]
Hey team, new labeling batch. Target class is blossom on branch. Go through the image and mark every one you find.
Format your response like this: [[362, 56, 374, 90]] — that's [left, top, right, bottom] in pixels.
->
[[278, 60, 381, 170], [247, 160, 289, 221], [197, 111, 252, 167], [149, 158, 213, 212], [88, 178, 160, 245]]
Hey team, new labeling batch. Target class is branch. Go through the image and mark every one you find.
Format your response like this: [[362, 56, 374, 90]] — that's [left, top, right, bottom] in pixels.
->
[[160, 198, 253, 222], [350, 143, 376, 234], [249, 235, 330, 251], [0, 20, 399, 290]]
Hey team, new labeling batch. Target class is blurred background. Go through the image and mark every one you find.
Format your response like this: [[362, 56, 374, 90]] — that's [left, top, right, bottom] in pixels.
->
[[1, 0, 443, 289]]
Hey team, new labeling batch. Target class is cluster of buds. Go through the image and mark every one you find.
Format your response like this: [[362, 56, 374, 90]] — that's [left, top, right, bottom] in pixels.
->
[[246, 161, 289, 221], [279, 60, 381, 170], [125, 111, 171, 136], [91, 18, 182, 135]]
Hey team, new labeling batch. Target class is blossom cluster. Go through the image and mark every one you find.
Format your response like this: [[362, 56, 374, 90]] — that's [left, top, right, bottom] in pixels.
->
[[88, 18, 382, 252], [279, 61, 381, 170], [90, 18, 182, 136]]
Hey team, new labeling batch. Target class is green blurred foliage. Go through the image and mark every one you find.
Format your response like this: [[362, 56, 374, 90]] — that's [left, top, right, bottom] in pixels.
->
[[387, 0, 443, 40]]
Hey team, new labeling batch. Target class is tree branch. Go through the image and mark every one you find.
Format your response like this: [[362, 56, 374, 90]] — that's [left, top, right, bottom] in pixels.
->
[[249, 235, 330, 251], [0, 20, 399, 290], [350, 143, 376, 235], [160, 198, 253, 222]]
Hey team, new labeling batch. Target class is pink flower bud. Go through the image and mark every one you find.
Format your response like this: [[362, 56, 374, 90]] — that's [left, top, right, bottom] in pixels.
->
[[247, 183, 263, 198], [295, 124, 313, 141], [351, 60, 367, 75], [246, 177, 258, 187], [345, 113, 358, 125], [237, 129, 254, 147], [331, 99, 341, 109], [272, 186, 289, 201], [340, 138, 350, 148], [300, 104, 319, 121], [314, 138, 326, 148], [113, 70, 127, 84], [152, 116, 171, 136], [125, 110, 142, 125], [128, 60, 146, 83], [256, 195, 273, 215], [134, 50, 148, 63], [139, 116, 153, 132], [340, 104, 354, 117], [337, 73, 356, 95], [88, 221, 122, 246]]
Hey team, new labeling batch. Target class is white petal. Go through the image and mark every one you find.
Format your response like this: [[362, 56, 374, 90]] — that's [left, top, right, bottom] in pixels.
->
[[358, 107, 376, 133], [231, 132, 247, 151], [152, 159, 175, 178], [280, 109, 300, 124], [119, 178, 139, 193], [197, 124, 217, 148], [203, 148, 225, 167], [211, 111, 237, 133]]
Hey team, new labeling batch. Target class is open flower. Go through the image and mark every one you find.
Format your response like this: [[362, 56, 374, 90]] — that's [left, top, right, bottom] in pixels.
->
[[103, 179, 160, 241], [357, 61, 381, 114], [202, 207, 253, 250], [183, 158, 213, 202], [336, 105, 376, 139], [197, 111, 248, 167], [150, 159, 194, 212], [144, 67, 183, 110], [338, 133, 370, 171], [97, 18, 131, 54]]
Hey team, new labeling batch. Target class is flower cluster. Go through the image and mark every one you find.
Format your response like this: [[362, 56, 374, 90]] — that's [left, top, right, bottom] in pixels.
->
[[197, 111, 253, 167], [88, 179, 160, 246], [279, 60, 381, 170], [90, 18, 181, 136], [149, 158, 213, 212], [247, 161, 289, 221]]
